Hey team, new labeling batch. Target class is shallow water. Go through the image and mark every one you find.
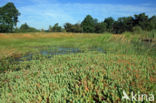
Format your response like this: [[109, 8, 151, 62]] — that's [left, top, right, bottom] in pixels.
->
[[0, 47, 106, 66], [40, 47, 82, 56], [0, 47, 106, 72], [16, 47, 106, 61]]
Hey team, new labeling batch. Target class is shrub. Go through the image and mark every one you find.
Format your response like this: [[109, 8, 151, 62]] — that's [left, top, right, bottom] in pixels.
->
[[132, 26, 143, 34]]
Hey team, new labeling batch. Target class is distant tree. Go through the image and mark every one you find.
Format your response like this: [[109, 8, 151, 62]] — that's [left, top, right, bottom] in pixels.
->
[[64, 23, 73, 32], [0, 2, 20, 32], [113, 21, 121, 34], [104, 17, 114, 33], [121, 17, 133, 31], [48, 25, 53, 32], [19, 23, 39, 32], [148, 16, 156, 30], [95, 22, 106, 33], [52, 23, 62, 32], [64, 23, 83, 33], [72, 23, 83, 33], [134, 13, 149, 30], [114, 16, 134, 33], [62, 13, 155, 34], [81, 15, 97, 33], [20, 23, 29, 31]]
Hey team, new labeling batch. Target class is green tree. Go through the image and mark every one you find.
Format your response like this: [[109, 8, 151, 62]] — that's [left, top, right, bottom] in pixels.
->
[[20, 23, 29, 31], [104, 17, 114, 33], [148, 16, 156, 30], [64, 23, 83, 33], [115, 16, 134, 33], [19, 23, 39, 32], [52, 23, 62, 32], [81, 15, 97, 33], [113, 21, 121, 34], [134, 13, 149, 30], [95, 22, 106, 33], [64, 23, 73, 32], [72, 23, 83, 33], [0, 2, 20, 32]]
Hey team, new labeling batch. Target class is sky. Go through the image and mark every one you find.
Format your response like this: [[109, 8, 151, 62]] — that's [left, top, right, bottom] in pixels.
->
[[0, 0, 156, 29]]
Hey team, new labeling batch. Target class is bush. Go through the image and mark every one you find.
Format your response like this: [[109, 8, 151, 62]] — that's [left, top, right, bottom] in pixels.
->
[[19, 23, 39, 32], [123, 32, 132, 39], [64, 23, 83, 33], [132, 26, 143, 34]]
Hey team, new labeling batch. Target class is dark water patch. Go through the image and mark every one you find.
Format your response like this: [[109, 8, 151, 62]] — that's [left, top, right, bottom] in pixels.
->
[[2, 47, 106, 62], [14, 53, 33, 62], [0, 47, 106, 73], [40, 47, 83, 56], [88, 47, 106, 53]]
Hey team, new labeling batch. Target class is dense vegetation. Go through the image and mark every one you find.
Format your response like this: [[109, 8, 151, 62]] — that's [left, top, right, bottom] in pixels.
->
[[0, 2, 156, 34], [65, 14, 156, 34], [0, 53, 155, 102], [0, 33, 155, 102], [15, 23, 39, 33]]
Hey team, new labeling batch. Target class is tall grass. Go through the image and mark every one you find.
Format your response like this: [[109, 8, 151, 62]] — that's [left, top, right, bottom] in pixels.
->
[[0, 32, 155, 59]]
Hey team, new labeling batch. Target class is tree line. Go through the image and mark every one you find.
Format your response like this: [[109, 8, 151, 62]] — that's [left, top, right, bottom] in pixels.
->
[[63, 14, 156, 34], [0, 2, 156, 33]]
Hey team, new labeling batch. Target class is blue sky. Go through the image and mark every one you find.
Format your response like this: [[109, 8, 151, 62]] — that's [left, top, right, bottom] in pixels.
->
[[0, 0, 156, 29]]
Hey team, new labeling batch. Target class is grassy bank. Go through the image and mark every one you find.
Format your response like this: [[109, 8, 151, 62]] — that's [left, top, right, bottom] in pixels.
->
[[0, 32, 155, 58]]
